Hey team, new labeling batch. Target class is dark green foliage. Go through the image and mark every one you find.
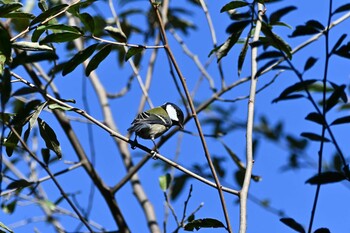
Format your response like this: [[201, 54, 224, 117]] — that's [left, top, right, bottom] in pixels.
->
[[30, 4, 69, 27], [303, 57, 318, 72], [38, 118, 62, 159], [86, 44, 112, 76], [300, 132, 330, 142], [184, 218, 225, 231], [125, 46, 145, 61], [273, 79, 318, 103], [306, 171, 346, 185], [280, 217, 305, 233], [290, 20, 324, 37]]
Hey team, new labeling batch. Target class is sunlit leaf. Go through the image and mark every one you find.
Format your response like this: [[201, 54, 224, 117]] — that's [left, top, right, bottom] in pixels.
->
[[38, 118, 62, 159], [306, 171, 346, 185], [184, 218, 225, 231], [62, 43, 99, 76], [0, 221, 13, 233], [39, 32, 82, 44], [280, 218, 305, 233], [105, 26, 127, 42], [12, 41, 52, 51], [159, 173, 171, 191]]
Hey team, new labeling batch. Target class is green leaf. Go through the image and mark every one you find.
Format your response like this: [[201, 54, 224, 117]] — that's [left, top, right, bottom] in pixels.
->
[[303, 57, 318, 72], [184, 218, 225, 231], [125, 46, 144, 61], [272, 79, 318, 103], [0, 2, 23, 17], [0, 221, 13, 233], [280, 218, 305, 233], [41, 148, 51, 165], [300, 132, 330, 142], [290, 20, 324, 37], [62, 43, 99, 76], [257, 51, 283, 61], [11, 52, 58, 68], [2, 200, 17, 214], [269, 6, 297, 24], [333, 3, 350, 15], [314, 228, 330, 233], [306, 171, 346, 185], [226, 20, 250, 34], [331, 116, 350, 126], [1, 12, 34, 19], [24, 101, 47, 142], [12, 41, 53, 51], [171, 174, 189, 200], [238, 36, 249, 77], [159, 173, 171, 191], [105, 26, 127, 42], [4, 125, 22, 157], [79, 12, 95, 33], [325, 84, 346, 112], [6, 179, 32, 190], [32, 24, 82, 42], [330, 34, 347, 54], [220, 1, 249, 13], [48, 103, 74, 111], [305, 112, 324, 125], [210, 24, 246, 62], [12, 87, 37, 96], [333, 41, 350, 59], [261, 22, 292, 59], [30, 4, 69, 26], [85, 44, 112, 76], [0, 26, 12, 72], [38, 118, 62, 159], [0, 68, 11, 108], [39, 32, 82, 44]]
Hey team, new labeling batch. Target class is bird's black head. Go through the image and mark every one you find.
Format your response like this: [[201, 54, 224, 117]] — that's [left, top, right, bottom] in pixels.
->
[[163, 102, 184, 129]]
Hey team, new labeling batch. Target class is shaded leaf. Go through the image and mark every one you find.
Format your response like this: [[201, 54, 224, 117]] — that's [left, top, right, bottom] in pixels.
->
[[305, 112, 324, 125], [220, 1, 249, 12], [6, 179, 32, 190], [269, 6, 297, 24], [325, 84, 346, 112], [280, 218, 305, 233], [12, 41, 52, 51], [30, 4, 69, 26], [171, 174, 189, 200], [0, 2, 23, 17], [272, 94, 305, 103], [300, 132, 330, 142], [234, 169, 245, 187], [303, 57, 318, 72], [85, 44, 112, 76], [330, 34, 346, 54], [272, 79, 318, 103], [306, 171, 345, 185], [39, 32, 82, 44], [125, 46, 144, 61], [62, 43, 99, 76], [290, 20, 324, 37], [0, 68, 11, 108], [38, 118, 62, 159], [4, 125, 22, 157], [333, 41, 350, 59], [1, 12, 34, 19], [12, 87, 37, 96], [261, 23, 292, 59], [41, 148, 51, 165], [226, 20, 250, 34], [238, 36, 249, 76], [331, 115, 350, 126], [257, 51, 283, 61], [24, 101, 47, 142], [159, 173, 171, 191], [79, 12, 95, 33], [11, 52, 58, 68], [184, 218, 225, 231], [333, 3, 350, 15], [314, 228, 330, 233], [105, 26, 127, 42], [1, 200, 17, 214], [0, 26, 12, 72]]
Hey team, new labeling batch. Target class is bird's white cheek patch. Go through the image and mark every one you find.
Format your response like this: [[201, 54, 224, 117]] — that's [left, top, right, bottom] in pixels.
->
[[166, 105, 178, 121]]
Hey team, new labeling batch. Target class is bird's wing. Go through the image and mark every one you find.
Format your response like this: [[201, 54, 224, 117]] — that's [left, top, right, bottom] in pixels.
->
[[128, 111, 172, 132]]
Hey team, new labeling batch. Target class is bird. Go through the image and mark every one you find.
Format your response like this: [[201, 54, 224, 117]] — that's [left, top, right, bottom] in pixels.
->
[[128, 102, 184, 152]]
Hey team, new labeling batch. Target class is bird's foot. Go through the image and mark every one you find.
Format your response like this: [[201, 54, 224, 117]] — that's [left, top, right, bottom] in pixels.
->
[[130, 140, 138, 150]]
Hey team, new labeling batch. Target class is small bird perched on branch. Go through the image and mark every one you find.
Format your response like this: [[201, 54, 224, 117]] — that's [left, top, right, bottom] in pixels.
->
[[128, 102, 184, 152]]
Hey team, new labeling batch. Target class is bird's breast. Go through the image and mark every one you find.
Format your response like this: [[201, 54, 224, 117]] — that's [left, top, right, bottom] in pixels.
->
[[136, 124, 169, 139]]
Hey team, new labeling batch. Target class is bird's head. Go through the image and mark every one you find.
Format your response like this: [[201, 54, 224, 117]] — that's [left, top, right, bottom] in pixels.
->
[[164, 102, 184, 129]]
